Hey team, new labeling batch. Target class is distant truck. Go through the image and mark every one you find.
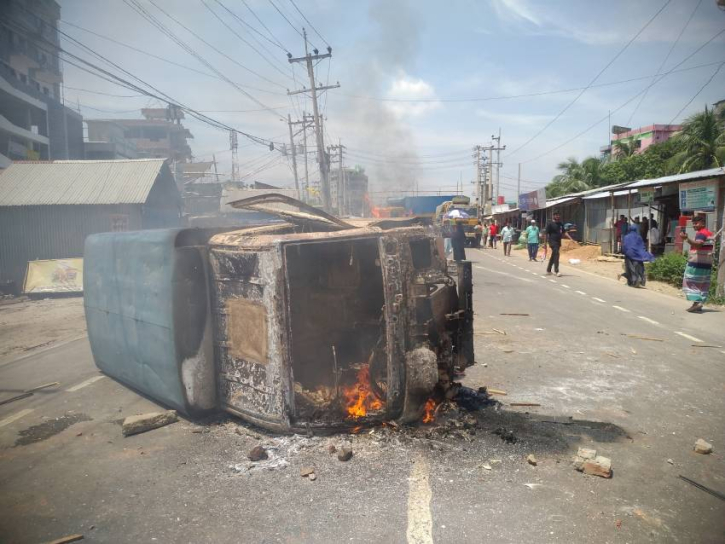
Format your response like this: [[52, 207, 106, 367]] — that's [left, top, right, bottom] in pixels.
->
[[387, 195, 458, 218], [435, 195, 479, 247]]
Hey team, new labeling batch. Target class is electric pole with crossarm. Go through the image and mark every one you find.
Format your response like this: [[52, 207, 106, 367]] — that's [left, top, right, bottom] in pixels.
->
[[287, 29, 340, 212]]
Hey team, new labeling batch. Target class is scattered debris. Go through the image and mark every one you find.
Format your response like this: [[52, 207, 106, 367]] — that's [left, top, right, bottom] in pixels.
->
[[327, 444, 337, 454], [667, 458, 674, 465], [500, 313, 530, 317], [502, 349, 515, 354], [694, 438, 713, 454], [534, 328, 545, 331], [510, 402, 541, 407], [630, 347, 637, 355], [597, 256, 623, 262], [308, 472, 317, 481], [527, 454, 538, 466], [624, 334, 664, 342], [0, 392, 33, 406], [248, 445, 268, 462], [300, 466, 315, 477], [568, 258, 581, 265], [454, 387, 497, 411], [615, 520, 622, 529], [482, 464, 492, 471], [24, 381, 60, 393], [492, 328, 507, 335], [486, 388, 507, 396], [523, 483, 542, 489], [492, 427, 517, 444], [121, 410, 178, 437], [573, 449, 612, 478], [678, 475, 725, 502], [691, 344, 723, 348], [45, 535, 84, 544], [337, 447, 353, 462]]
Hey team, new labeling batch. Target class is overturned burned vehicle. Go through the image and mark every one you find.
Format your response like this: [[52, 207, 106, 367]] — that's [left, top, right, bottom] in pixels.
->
[[84, 194, 474, 432]]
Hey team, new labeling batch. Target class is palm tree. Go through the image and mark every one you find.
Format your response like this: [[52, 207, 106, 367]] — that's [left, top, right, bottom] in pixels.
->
[[613, 140, 637, 159], [546, 156, 603, 197], [671, 106, 725, 173]]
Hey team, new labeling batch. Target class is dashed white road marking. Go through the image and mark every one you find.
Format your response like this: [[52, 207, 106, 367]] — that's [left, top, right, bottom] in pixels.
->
[[675, 331, 703, 343], [0, 408, 34, 429], [638, 316, 660, 325], [407, 453, 433, 544], [592, 297, 606, 303], [66, 375, 105, 392], [575, 290, 587, 295], [612, 305, 631, 313], [561, 284, 571, 289], [474, 266, 534, 283]]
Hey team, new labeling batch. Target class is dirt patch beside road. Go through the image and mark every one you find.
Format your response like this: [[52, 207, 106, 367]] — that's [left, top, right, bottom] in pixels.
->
[[0, 296, 86, 360]]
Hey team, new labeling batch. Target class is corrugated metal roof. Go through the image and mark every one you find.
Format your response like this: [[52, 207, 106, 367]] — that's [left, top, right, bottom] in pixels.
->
[[584, 188, 638, 200], [624, 167, 724, 189], [0, 159, 167, 206]]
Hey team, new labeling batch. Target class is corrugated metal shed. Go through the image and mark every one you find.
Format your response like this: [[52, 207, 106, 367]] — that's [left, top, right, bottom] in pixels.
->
[[0, 159, 167, 206]]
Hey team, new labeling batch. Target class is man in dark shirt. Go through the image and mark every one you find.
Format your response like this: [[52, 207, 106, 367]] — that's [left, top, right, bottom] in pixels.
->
[[544, 211, 574, 276]]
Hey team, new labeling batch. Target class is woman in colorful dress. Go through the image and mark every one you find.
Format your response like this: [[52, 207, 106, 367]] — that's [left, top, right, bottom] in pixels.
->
[[680, 215, 714, 313]]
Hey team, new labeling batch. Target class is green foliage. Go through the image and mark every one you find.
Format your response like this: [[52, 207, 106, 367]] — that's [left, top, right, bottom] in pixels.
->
[[646, 252, 687, 287], [671, 106, 725, 173]]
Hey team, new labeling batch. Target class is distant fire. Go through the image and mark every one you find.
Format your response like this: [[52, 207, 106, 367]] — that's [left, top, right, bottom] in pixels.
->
[[342, 365, 384, 419], [422, 398, 437, 424]]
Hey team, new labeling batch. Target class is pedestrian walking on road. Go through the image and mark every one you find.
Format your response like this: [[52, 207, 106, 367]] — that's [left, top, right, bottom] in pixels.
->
[[474, 221, 483, 248], [621, 224, 654, 288], [501, 221, 514, 256], [452, 220, 467, 262], [544, 211, 574, 276], [481, 221, 489, 249], [442, 222, 453, 258], [489, 221, 498, 249], [681, 215, 714, 313], [525, 219, 540, 261]]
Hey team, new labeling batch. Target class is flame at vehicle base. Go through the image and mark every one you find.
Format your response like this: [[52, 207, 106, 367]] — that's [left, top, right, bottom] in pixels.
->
[[341, 365, 384, 419], [422, 398, 437, 424]]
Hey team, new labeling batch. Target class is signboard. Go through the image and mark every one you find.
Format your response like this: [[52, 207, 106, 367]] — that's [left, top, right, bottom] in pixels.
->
[[679, 179, 718, 211], [518, 188, 546, 211], [492, 203, 510, 214], [23, 258, 83, 294], [638, 189, 654, 204]]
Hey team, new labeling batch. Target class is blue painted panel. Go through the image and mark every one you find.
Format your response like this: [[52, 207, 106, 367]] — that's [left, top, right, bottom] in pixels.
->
[[83, 229, 214, 415]]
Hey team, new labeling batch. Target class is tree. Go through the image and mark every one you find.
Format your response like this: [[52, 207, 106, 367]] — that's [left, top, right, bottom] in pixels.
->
[[613, 139, 637, 159], [670, 106, 725, 173], [546, 157, 594, 197]]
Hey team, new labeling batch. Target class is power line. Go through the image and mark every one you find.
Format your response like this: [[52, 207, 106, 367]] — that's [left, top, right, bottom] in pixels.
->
[[240, 0, 290, 52], [519, 27, 725, 165], [505, 0, 673, 160], [60, 20, 286, 95], [5, 16, 283, 148], [287, 0, 329, 48], [127, 0, 287, 120], [63, 85, 144, 98], [214, 0, 289, 54], [334, 61, 723, 104], [200, 0, 293, 81], [626, 0, 702, 125], [267, 0, 305, 39], [668, 61, 725, 124]]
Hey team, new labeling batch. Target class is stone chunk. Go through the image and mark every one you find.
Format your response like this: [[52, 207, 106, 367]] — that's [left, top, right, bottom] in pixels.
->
[[337, 447, 353, 462], [300, 466, 315, 477], [527, 454, 537, 466], [577, 447, 597, 460], [694, 439, 713, 454], [581, 456, 612, 478], [122, 410, 178, 437], [248, 445, 268, 461]]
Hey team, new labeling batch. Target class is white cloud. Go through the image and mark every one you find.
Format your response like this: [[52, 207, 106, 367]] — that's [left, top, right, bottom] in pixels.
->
[[384, 74, 442, 118]]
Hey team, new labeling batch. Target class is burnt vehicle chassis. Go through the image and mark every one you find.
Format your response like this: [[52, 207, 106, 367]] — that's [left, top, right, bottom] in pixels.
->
[[84, 194, 474, 433]]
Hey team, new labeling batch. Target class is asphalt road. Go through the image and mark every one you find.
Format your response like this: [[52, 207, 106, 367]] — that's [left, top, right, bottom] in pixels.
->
[[0, 248, 723, 544]]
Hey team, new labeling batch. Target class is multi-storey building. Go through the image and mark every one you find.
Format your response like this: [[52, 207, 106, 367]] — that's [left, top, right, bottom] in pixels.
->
[[600, 124, 682, 159], [0, 0, 84, 166]]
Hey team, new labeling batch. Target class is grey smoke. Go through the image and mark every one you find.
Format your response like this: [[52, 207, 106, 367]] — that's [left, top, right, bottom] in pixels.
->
[[343, 0, 421, 203]]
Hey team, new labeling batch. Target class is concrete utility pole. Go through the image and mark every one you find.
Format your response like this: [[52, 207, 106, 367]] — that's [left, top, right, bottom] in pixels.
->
[[287, 114, 301, 200], [229, 130, 239, 183], [327, 141, 345, 215], [302, 111, 310, 197], [491, 129, 506, 204], [287, 29, 340, 212]]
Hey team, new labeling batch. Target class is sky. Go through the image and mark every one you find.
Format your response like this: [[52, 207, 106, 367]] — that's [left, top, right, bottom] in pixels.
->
[[58, 0, 725, 202]]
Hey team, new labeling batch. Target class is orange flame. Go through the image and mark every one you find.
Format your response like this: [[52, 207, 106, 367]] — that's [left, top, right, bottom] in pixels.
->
[[342, 365, 384, 419], [422, 398, 437, 424]]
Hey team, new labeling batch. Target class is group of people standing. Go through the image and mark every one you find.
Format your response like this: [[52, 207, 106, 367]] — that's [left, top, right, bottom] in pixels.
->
[[474, 220, 515, 255], [615, 213, 660, 252]]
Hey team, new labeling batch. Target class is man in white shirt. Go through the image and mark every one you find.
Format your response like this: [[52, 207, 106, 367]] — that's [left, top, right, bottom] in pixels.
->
[[501, 221, 515, 257]]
